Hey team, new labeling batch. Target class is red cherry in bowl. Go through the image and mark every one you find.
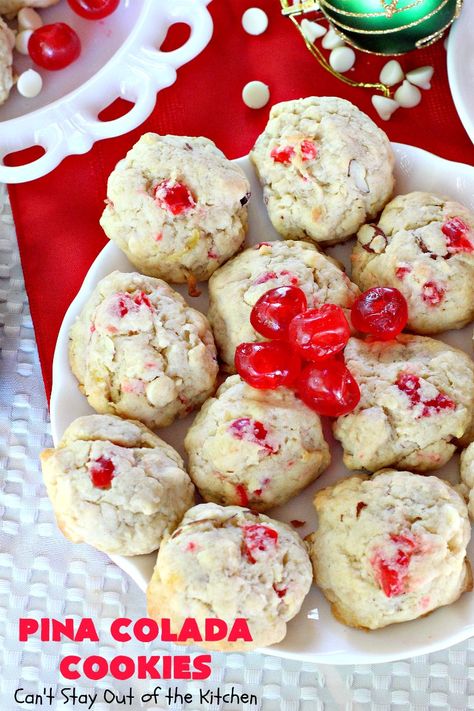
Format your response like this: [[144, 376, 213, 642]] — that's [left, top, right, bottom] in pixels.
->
[[68, 0, 120, 20], [250, 286, 307, 340], [351, 287, 408, 340], [297, 360, 360, 417], [235, 341, 301, 390], [288, 304, 350, 361], [28, 23, 81, 70]]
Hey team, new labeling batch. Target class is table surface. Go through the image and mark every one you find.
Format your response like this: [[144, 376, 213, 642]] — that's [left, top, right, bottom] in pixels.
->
[[2, 187, 474, 710]]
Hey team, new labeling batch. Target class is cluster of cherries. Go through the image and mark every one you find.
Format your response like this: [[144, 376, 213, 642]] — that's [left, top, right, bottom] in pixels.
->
[[27, 0, 119, 71], [235, 284, 409, 417]]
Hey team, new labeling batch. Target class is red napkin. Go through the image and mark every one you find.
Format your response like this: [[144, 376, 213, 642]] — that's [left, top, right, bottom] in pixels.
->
[[7, 0, 474, 401]]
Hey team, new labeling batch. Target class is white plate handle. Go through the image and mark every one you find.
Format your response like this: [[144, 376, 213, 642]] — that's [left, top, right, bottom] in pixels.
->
[[0, 0, 213, 184], [146, 0, 214, 69]]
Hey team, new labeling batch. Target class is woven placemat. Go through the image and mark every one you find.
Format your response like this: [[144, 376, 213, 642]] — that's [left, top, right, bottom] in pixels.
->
[[1, 183, 473, 711]]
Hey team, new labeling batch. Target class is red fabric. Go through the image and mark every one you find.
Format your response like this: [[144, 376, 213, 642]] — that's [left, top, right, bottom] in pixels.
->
[[7, 0, 474, 401]]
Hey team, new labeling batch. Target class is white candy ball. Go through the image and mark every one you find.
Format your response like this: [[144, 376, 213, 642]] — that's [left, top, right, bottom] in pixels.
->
[[18, 7, 42, 31], [394, 79, 422, 108], [371, 95, 400, 121], [329, 46, 355, 73], [322, 26, 344, 50], [17, 69, 43, 98], [242, 7, 268, 36], [15, 29, 33, 55], [379, 60, 404, 87], [242, 80, 270, 109]]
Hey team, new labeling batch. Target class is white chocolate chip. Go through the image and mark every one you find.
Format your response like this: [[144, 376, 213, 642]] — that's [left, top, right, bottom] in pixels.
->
[[379, 60, 404, 87], [242, 80, 270, 109], [16, 69, 42, 98], [322, 26, 345, 50], [242, 7, 268, 36], [406, 66, 434, 90], [394, 79, 422, 108], [15, 29, 33, 55], [348, 159, 369, 193], [329, 45, 355, 73], [18, 7, 42, 31], [371, 95, 400, 121], [300, 18, 326, 43], [146, 375, 178, 408]]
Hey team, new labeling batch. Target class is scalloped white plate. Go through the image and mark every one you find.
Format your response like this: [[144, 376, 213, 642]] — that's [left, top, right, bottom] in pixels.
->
[[0, 0, 213, 183], [447, 1, 474, 145], [51, 142, 474, 664]]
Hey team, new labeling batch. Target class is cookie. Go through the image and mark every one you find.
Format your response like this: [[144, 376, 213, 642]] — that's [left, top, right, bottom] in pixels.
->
[[69, 271, 218, 429], [307, 469, 472, 630], [99, 133, 250, 284], [0, 0, 59, 14], [250, 96, 394, 245], [460, 443, 474, 520], [184, 374, 330, 511], [208, 240, 359, 371], [333, 335, 474, 472], [0, 17, 14, 106], [147, 503, 313, 651], [40, 415, 194, 555], [352, 192, 474, 333]]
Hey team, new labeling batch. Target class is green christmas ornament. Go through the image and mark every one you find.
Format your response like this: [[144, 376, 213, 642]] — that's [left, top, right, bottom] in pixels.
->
[[318, 0, 463, 54], [281, 0, 463, 96]]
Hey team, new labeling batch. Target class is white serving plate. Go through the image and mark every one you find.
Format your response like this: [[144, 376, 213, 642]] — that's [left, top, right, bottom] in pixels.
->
[[0, 0, 213, 183], [51, 142, 474, 664], [447, 0, 474, 145]]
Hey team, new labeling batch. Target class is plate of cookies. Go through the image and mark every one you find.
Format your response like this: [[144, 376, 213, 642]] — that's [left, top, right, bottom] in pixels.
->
[[45, 96, 474, 663]]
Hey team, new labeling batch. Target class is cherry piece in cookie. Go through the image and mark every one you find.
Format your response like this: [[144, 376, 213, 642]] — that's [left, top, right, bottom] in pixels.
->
[[270, 146, 295, 164], [89, 456, 115, 489], [29, 23, 81, 70], [235, 341, 301, 389], [300, 139, 318, 161], [68, 0, 120, 20], [421, 280, 445, 306], [396, 373, 455, 416], [242, 523, 278, 564], [351, 287, 408, 340], [228, 417, 276, 453], [297, 360, 360, 417], [250, 286, 307, 339], [289, 304, 350, 361], [235, 483, 249, 507], [154, 180, 196, 215], [441, 217, 473, 253], [370, 532, 417, 597]]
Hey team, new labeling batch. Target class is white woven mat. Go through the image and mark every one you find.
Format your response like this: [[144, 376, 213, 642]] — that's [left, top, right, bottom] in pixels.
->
[[1, 183, 474, 711]]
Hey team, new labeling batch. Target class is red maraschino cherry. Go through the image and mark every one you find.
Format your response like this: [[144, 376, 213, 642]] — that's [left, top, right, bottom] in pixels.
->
[[351, 287, 408, 340], [89, 456, 115, 489], [29, 23, 81, 70], [296, 360, 360, 417], [235, 341, 301, 389], [289, 304, 350, 361], [68, 0, 120, 19], [250, 285, 307, 339]]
